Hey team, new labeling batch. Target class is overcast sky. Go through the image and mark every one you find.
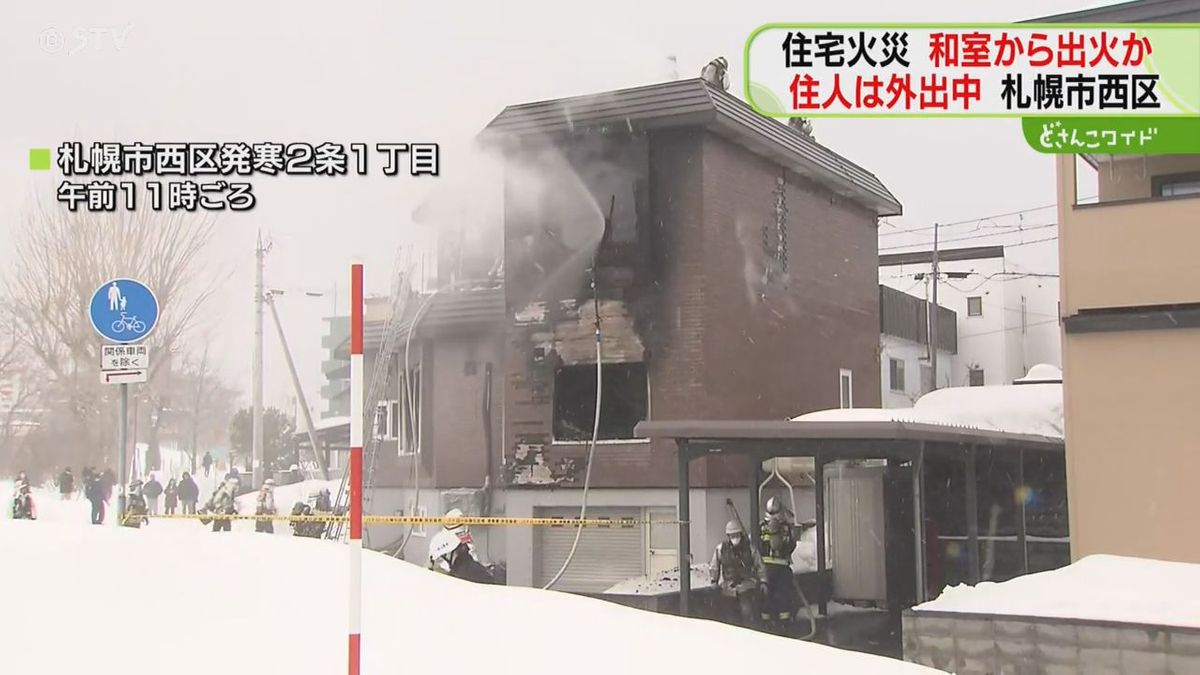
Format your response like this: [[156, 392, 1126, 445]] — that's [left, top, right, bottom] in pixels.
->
[[0, 0, 1106, 420]]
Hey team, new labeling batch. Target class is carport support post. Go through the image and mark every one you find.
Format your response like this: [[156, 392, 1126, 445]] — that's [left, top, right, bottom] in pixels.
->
[[965, 446, 980, 584], [912, 443, 926, 603], [814, 451, 827, 616], [1017, 448, 1028, 575], [749, 457, 761, 539], [677, 440, 691, 617]]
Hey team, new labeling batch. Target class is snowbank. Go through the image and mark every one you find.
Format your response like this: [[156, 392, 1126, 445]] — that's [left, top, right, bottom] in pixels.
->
[[235, 478, 340, 511], [795, 379, 1062, 440], [605, 528, 820, 596], [604, 564, 716, 596], [0, 521, 938, 674], [916, 554, 1200, 629]]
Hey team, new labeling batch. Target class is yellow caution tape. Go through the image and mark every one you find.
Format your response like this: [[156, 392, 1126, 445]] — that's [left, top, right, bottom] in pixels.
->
[[141, 513, 684, 528]]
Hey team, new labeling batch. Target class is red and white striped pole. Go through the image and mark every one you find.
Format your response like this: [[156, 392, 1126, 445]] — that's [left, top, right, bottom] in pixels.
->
[[348, 263, 364, 675]]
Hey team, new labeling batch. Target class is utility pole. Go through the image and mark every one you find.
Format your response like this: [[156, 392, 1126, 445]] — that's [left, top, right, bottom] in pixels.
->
[[930, 222, 940, 392], [265, 291, 330, 479], [253, 231, 267, 489]]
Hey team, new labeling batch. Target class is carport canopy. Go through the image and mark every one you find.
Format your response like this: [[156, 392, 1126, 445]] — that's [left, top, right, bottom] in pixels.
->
[[633, 418, 1065, 617]]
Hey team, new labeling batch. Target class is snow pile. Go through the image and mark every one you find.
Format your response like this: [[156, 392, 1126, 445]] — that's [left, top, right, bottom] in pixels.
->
[[235, 478, 340, 511], [604, 564, 716, 596], [605, 528, 821, 596], [795, 380, 1062, 440], [0, 521, 939, 674], [916, 554, 1200, 629]]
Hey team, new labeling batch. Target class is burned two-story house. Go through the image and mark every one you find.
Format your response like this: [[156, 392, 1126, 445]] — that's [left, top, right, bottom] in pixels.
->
[[352, 78, 901, 592]]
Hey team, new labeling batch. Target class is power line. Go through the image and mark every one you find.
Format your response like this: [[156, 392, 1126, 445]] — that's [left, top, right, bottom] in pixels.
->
[[880, 223, 1058, 252], [877, 196, 1097, 239], [958, 318, 1059, 340], [1006, 235, 1059, 248], [877, 202, 1059, 238]]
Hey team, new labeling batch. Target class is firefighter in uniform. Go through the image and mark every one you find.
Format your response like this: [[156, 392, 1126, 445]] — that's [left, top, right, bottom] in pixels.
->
[[709, 519, 766, 627], [758, 496, 798, 632]]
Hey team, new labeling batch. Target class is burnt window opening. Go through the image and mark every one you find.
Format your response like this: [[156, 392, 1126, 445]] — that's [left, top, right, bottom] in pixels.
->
[[553, 362, 648, 442]]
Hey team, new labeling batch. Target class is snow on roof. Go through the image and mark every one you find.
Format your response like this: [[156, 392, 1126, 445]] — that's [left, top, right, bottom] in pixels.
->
[[794, 372, 1063, 441], [0, 520, 941, 674], [915, 555, 1200, 629]]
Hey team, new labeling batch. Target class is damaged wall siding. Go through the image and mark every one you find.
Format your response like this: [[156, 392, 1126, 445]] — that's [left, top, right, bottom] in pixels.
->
[[502, 131, 658, 488], [526, 298, 646, 365], [504, 296, 648, 487]]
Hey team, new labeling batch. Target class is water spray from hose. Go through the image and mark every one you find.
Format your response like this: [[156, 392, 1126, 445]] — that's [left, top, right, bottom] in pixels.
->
[[542, 195, 614, 591]]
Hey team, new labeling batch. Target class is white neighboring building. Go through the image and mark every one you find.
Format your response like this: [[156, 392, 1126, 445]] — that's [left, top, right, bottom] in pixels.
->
[[879, 285, 957, 408], [880, 245, 1060, 388]]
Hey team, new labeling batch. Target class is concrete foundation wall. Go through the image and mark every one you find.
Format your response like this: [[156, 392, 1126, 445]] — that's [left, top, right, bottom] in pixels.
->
[[903, 610, 1200, 674]]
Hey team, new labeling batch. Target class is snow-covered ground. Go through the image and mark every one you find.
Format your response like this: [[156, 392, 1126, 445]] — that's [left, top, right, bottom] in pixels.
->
[[605, 527, 819, 596], [0, 519, 941, 674], [916, 554, 1200, 629]]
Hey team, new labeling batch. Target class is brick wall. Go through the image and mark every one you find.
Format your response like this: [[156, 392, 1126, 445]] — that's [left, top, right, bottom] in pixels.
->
[[903, 610, 1200, 674]]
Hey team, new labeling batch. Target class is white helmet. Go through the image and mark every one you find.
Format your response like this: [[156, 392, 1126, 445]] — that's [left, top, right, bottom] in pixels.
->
[[444, 508, 465, 529], [429, 529, 462, 561]]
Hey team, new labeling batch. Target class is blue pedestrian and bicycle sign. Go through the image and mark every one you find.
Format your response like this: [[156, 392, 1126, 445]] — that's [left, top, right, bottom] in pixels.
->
[[89, 278, 159, 344]]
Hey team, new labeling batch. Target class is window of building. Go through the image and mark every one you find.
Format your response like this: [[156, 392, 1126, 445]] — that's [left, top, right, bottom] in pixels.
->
[[889, 358, 906, 392], [1154, 171, 1200, 198], [374, 401, 399, 441], [553, 362, 649, 442], [967, 296, 983, 317], [969, 367, 985, 387], [839, 368, 853, 408], [397, 367, 421, 455]]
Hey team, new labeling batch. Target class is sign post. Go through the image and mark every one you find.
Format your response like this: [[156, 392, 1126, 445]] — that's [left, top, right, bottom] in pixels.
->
[[348, 263, 364, 675], [89, 278, 160, 527]]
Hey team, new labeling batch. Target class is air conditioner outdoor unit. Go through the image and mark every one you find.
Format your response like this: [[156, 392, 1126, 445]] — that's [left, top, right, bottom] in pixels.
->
[[440, 488, 483, 517]]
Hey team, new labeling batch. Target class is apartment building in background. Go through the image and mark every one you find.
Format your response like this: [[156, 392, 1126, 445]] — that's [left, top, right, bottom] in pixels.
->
[[880, 245, 1061, 389], [878, 284, 957, 408]]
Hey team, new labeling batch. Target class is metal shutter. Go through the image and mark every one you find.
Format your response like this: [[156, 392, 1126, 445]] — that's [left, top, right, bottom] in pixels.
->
[[534, 507, 645, 593]]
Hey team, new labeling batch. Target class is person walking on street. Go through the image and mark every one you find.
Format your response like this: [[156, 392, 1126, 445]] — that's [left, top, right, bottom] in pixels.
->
[[85, 473, 106, 525], [58, 467, 74, 500], [178, 472, 199, 515], [202, 452, 213, 478], [255, 478, 277, 534], [164, 478, 179, 515], [142, 474, 164, 516]]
